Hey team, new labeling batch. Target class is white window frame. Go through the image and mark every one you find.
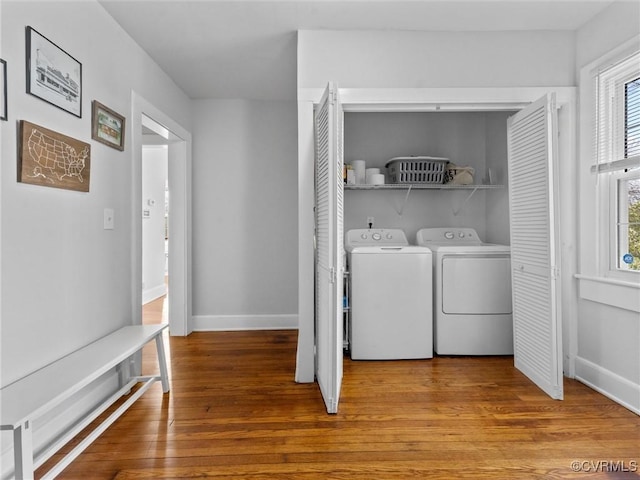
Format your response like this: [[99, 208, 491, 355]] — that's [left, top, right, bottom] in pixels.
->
[[612, 169, 640, 272], [594, 51, 640, 280], [577, 37, 640, 314]]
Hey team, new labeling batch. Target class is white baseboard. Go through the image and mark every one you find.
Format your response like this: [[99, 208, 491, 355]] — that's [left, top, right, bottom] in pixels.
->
[[575, 356, 640, 416], [193, 314, 298, 331], [142, 284, 167, 305]]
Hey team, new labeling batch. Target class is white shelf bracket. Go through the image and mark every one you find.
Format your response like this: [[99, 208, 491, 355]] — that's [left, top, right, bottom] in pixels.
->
[[453, 186, 480, 216], [394, 184, 413, 216]]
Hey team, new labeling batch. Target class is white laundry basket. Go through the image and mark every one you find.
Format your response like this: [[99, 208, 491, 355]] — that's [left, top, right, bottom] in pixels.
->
[[385, 156, 449, 184]]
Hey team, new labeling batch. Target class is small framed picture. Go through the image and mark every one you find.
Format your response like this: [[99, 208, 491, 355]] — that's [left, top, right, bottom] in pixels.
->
[[1, 58, 7, 121], [26, 26, 82, 117], [91, 100, 125, 151]]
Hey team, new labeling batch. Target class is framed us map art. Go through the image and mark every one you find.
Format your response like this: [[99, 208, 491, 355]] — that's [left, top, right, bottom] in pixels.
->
[[19, 120, 91, 192]]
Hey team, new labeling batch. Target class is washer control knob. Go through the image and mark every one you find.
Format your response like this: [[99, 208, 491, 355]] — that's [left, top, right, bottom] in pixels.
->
[[444, 231, 454, 240], [458, 232, 465, 238], [360, 233, 368, 240], [386, 233, 393, 239], [372, 232, 382, 241]]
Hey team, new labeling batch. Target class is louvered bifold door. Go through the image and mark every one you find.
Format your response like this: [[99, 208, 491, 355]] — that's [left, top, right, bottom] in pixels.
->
[[507, 93, 563, 400], [314, 82, 344, 414]]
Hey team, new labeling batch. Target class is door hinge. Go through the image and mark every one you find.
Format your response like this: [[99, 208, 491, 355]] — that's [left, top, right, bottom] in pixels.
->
[[329, 89, 337, 105]]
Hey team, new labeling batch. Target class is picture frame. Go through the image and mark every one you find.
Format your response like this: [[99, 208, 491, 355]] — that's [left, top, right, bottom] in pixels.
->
[[26, 26, 82, 117], [91, 100, 125, 151], [0, 58, 7, 121], [18, 120, 91, 192]]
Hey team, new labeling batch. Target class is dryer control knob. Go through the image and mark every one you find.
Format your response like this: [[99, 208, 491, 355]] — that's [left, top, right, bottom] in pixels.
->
[[360, 233, 368, 240], [372, 232, 382, 241], [444, 231, 454, 240], [458, 232, 465, 238]]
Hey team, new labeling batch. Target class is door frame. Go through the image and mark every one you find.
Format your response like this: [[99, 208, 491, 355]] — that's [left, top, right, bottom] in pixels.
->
[[296, 86, 577, 384], [131, 91, 193, 336]]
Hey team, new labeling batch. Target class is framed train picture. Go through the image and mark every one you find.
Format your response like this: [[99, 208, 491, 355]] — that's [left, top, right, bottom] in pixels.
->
[[18, 120, 91, 192], [26, 26, 82, 117]]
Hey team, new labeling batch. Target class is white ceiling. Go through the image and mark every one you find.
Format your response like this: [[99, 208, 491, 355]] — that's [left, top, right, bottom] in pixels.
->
[[99, 0, 615, 101]]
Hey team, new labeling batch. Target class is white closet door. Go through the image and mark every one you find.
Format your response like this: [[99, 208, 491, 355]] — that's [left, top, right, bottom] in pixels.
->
[[507, 93, 563, 400], [314, 82, 343, 414]]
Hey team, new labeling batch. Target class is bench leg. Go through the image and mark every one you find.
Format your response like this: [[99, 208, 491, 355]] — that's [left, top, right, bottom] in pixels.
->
[[155, 334, 170, 393], [14, 421, 34, 480], [117, 358, 132, 393]]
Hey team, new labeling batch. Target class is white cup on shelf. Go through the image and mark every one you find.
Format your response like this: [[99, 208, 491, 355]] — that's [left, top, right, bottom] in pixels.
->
[[352, 160, 366, 185]]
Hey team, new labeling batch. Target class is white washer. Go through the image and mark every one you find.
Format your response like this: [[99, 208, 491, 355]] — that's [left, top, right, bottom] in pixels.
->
[[416, 227, 513, 356], [346, 229, 433, 360]]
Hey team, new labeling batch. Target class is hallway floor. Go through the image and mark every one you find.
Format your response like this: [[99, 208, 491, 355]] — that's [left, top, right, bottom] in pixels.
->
[[35, 304, 640, 479]]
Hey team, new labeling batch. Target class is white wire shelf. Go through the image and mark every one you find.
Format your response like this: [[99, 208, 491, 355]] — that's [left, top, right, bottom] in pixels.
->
[[344, 183, 504, 190]]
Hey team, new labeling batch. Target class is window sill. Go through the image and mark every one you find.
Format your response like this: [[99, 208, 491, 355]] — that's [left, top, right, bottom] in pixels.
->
[[575, 274, 640, 313]]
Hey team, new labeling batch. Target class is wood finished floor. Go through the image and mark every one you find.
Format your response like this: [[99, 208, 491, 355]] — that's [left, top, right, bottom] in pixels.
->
[[37, 296, 639, 479]]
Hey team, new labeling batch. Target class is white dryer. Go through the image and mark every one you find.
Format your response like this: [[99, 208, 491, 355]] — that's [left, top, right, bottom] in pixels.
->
[[416, 227, 513, 356], [346, 229, 433, 360]]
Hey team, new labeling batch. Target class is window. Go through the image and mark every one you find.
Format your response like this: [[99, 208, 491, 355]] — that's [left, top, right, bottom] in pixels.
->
[[618, 77, 640, 271], [625, 78, 640, 158], [593, 52, 640, 275], [617, 174, 640, 270]]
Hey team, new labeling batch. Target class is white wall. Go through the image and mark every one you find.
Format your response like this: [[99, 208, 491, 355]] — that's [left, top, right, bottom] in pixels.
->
[[343, 111, 512, 244], [299, 30, 575, 89], [575, 1, 640, 414], [142, 145, 168, 304], [575, 0, 640, 71], [0, 1, 191, 474], [484, 112, 511, 245], [191, 99, 298, 330]]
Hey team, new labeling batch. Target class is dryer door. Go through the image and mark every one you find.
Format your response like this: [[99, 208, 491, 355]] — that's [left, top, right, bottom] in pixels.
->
[[442, 255, 512, 314]]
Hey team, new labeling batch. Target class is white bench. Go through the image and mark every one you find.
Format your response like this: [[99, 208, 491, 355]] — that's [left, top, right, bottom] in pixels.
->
[[0, 324, 169, 480]]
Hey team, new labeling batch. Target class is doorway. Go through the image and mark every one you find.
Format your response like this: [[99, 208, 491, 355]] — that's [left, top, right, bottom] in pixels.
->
[[132, 92, 193, 336], [141, 138, 169, 325]]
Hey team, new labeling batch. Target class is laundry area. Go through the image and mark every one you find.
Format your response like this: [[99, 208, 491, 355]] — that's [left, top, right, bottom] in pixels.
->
[[342, 109, 516, 360], [303, 83, 574, 414]]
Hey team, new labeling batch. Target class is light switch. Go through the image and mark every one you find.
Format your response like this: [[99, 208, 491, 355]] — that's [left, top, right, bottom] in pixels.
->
[[104, 208, 115, 230]]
